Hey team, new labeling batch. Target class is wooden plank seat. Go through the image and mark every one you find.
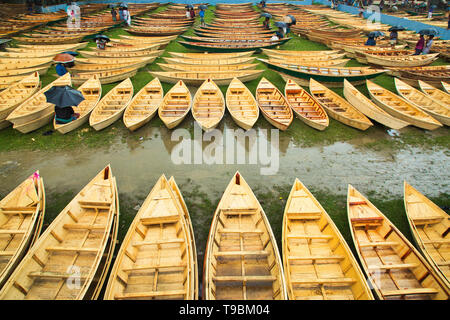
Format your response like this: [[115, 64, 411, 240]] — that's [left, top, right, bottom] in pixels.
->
[[286, 234, 333, 240], [213, 275, 276, 283], [221, 208, 258, 215], [421, 239, 450, 245], [123, 262, 187, 272], [368, 263, 419, 271], [214, 250, 269, 258], [359, 241, 400, 248], [132, 238, 184, 247], [288, 255, 345, 262], [0, 251, 14, 256], [45, 246, 100, 253], [0, 229, 26, 235], [218, 228, 264, 234], [140, 214, 179, 226], [0, 206, 36, 215], [114, 290, 186, 299], [381, 288, 439, 297], [27, 271, 89, 279], [290, 277, 356, 285], [63, 223, 106, 231], [286, 211, 322, 220], [350, 216, 384, 227]]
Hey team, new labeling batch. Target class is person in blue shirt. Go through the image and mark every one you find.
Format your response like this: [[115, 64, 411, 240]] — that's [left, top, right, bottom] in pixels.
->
[[199, 8, 205, 26], [55, 63, 68, 76], [365, 35, 376, 46]]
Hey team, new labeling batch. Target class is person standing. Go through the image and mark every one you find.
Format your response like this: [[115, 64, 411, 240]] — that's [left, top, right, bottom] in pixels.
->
[[422, 34, 434, 54], [365, 35, 376, 46], [186, 8, 191, 19], [111, 7, 117, 21], [27, 0, 33, 13], [389, 29, 398, 47], [263, 17, 270, 29], [118, 6, 124, 21], [123, 7, 131, 26], [96, 38, 107, 50], [414, 34, 425, 54], [190, 7, 195, 19], [427, 4, 434, 19], [199, 8, 205, 26], [447, 12, 450, 29], [379, 0, 384, 11]]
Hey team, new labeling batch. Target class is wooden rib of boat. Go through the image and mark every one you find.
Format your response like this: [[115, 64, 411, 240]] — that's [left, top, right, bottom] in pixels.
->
[[343, 79, 409, 130], [149, 70, 263, 86], [159, 80, 192, 129], [0, 165, 118, 300], [0, 171, 45, 288], [54, 76, 102, 134], [226, 78, 259, 130], [284, 79, 329, 131], [365, 53, 439, 68], [283, 179, 373, 300], [366, 80, 443, 130], [203, 172, 287, 300], [123, 78, 163, 131], [0, 72, 40, 130], [309, 79, 373, 130], [178, 41, 285, 53], [442, 81, 450, 93], [169, 51, 254, 59], [157, 62, 257, 72], [162, 56, 255, 66], [418, 80, 450, 109], [347, 185, 450, 300], [256, 77, 293, 131], [72, 68, 138, 86], [89, 78, 133, 131], [192, 79, 225, 131], [260, 59, 386, 87], [404, 182, 450, 287], [6, 73, 72, 133], [104, 175, 195, 300], [78, 49, 163, 59], [394, 78, 450, 126]]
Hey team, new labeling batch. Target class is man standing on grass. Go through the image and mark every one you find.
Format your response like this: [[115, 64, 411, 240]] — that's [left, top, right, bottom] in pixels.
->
[[199, 8, 205, 26]]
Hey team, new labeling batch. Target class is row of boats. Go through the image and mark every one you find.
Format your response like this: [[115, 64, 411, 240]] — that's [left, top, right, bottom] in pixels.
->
[[0, 168, 448, 299], [1, 63, 449, 134]]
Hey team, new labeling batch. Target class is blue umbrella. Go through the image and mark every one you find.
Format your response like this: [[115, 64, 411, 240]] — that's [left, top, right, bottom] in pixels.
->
[[185, 4, 194, 9], [284, 15, 296, 25], [368, 31, 384, 38], [60, 51, 78, 56], [44, 86, 85, 108], [275, 21, 287, 28], [388, 26, 405, 32], [94, 34, 110, 42], [260, 13, 272, 18], [419, 28, 438, 36], [120, 2, 128, 8], [199, 4, 207, 10]]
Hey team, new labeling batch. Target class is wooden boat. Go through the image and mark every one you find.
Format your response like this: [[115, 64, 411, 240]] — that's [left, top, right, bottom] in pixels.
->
[[100, 43, 160, 52], [284, 79, 329, 131], [366, 80, 443, 130], [89, 78, 134, 131], [104, 175, 196, 300], [0, 72, 40, 130], [125, 27, 188, 36], [6, 73, 72, 134], [347, 185, 450, 300], [269, 58, 349, 67], [0, 50, 69, 59], [418, 80, 450, 109], [149, 70, 263, 86], [72, 68, 138, 86], [226, 78, 259, 130], [168, 176, 198, 297], [162, 56, 255, 66], [309, 79, 373, 130], [9, 42, 88, 52], [394, 78, 450, 126], [256, 77, 293, 131], [404, 182, 450, 287], [192, 79, 225, 131], [181, 35, 289, 46], [0, 57, 53, 70], [13, 34, 85, 44], [157, 62, 257, 72], [69, 58, 153, 73], [442, 81, 450, 93], [283, 179, 373, 300], [123, 78, 163, 131], [78, 49, 163, 59], [159, 80, 192, 129], [261, 49, 341, 57], [54, 76, 102, 134], [0, 65, 49, 77], [178, 40, 286, 53], [203, 172, 287, 300], [0, 171, 45, 288], [260, 59, 386, 87], [119, 35, 177, 42], [343, 80, 409, 130], [169, 51, 254, 60], [365, 52, 439, 68], [388, 66, 450, 87], [0, 165, 119, 300]]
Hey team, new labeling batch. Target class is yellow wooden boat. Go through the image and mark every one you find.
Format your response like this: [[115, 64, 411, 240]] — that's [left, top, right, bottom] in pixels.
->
[[168, 51, 254, 59], [419, 80, 450, 109], [123, 78, 163, 131], [309, 79, 373, 130], [0, 171, 45, 288], [15, 42, 88, 50], [203, 172, 287, 300], [0, 72, 40, 130], [0, 165, 118, 300], [119, 34, 177, 42], [158, 80, 192, 129], [365, 52, 439, 68], [72, 67, 138, 86], [261, 49, 341, 57], [192, 79, 225, 131], [89, 78, 133, 131], [157, 62, 258, 72], [0, 57, 53, 70], [54, 76, 102, 134], [78, 49, 163, 59], [366, 80, 443, 130], [347, 185, 450, 300], [162, 56, 255, 65], [149, 70, 263, 86], [6, 73, 72, 134], [256, 77, 293, 131], [69, 58, 154, 73], [404, 181, 450, 287], [168, 177, 198, 298], [441, 81, 450, 93], [226, 77, 259, 130], [269, 57, 349, 67], [104, 175, 196, 300], [343, 79, 409, 130], [284, 79, 329, 131], [283, 179, 374, 300]]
